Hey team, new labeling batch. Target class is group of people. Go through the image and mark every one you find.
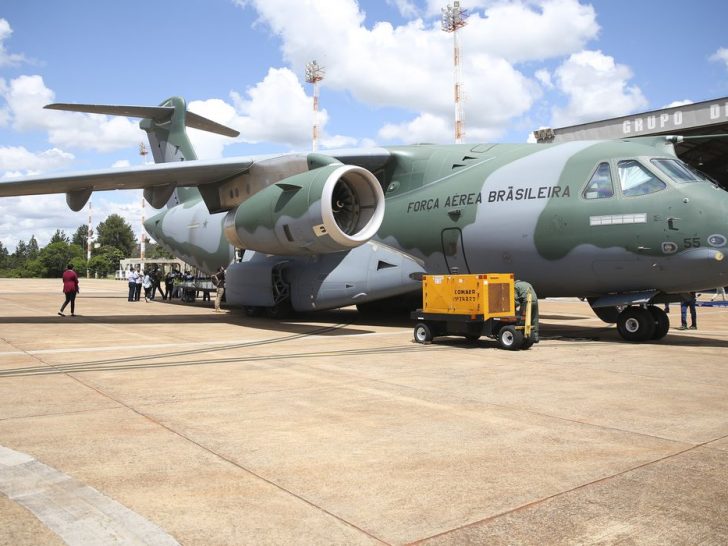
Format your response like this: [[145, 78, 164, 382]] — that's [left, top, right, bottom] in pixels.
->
[[58, 263, 227, 317], [126, 266, 167, 302], [124, 265, 226, 310]]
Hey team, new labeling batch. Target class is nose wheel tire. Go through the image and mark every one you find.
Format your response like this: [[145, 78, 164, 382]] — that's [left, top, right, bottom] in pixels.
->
[[616, 307, 656, 342]]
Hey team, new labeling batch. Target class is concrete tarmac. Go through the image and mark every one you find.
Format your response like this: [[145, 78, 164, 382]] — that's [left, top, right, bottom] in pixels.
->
[[0, 278, 727, 545]]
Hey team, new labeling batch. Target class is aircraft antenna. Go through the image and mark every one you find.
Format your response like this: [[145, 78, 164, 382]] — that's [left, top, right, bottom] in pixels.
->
[[305, 60, 325, 152], [442, 1, 468, 143], [139, 142, 149, 262]]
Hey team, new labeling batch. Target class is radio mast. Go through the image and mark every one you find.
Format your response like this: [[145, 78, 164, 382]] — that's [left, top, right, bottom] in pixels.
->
[[305, 60, 325, 152], [442, 2, 468, 143]]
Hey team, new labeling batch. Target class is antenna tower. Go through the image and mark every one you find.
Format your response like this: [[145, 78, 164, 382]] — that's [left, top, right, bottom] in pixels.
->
[[442, 1, 468, 143], [305, 60, 325, 152]]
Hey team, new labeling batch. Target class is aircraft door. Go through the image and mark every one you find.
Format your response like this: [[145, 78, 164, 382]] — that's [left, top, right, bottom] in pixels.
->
[[441, 228, 471, 274]]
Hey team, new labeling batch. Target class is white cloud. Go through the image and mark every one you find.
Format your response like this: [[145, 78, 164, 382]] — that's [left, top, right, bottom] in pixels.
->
[[386, 0, 419, 19], [235, 0, 596, 143], [535, 68, 553, 89], [0, 192, 145, 252], [0, 19, 27, 67], [709, 47, 728, 70], [551, 50, 647, 127], [423, 0, 599, 62], [0, 146, 74, 175], [379, 113, 451, 143], [1, 75, 144, 153], [663, 99, 693, 109]]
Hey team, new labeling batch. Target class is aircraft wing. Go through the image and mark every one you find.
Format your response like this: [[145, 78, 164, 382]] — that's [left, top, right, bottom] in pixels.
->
[[0, 148, 392, 211], [0, 156, 259, 210]]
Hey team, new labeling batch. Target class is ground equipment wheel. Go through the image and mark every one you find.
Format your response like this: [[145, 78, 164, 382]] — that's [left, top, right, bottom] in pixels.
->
[[414, 322, 433, 343], [648, 306, 670, 340], [616, 307, 656, 342], [497, 325, 523, 350], [521, 338, 535, 350]]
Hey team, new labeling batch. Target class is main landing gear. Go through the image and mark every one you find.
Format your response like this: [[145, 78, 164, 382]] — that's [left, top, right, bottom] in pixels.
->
[[615, 305, 669, 342]]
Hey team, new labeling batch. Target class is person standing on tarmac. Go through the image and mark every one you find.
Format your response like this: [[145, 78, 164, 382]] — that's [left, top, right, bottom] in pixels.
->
[[514, 279, 539, 343], [126, 266, 137, 302], [212, 266, 226, 312], [679, 292, 697, 330], [134, 267, 143, 301], [58, 264, 79, 317]]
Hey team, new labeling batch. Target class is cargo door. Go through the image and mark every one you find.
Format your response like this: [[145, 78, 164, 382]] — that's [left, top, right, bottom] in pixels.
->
[[441, 228, 470, 274]]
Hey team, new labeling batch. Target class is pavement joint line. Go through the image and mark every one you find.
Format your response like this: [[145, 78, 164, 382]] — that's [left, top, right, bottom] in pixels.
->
[[408, 438, 722, 545], [297, 370, 698, 448], [3, 340, 391, 544], [61, 370, 392, 546]]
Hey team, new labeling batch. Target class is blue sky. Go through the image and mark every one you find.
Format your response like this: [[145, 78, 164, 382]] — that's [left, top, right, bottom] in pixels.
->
[[1, 0, 728, 251]]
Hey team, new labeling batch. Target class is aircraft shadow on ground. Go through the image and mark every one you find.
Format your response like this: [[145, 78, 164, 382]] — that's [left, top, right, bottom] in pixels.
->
[[539, 322, 728, 348]]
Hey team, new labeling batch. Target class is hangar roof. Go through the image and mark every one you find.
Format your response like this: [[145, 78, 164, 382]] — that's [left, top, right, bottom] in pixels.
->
[[535, 97, 728, 190]]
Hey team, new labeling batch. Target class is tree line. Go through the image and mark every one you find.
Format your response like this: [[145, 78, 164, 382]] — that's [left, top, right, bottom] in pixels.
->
[[0, 213, 172, 278]]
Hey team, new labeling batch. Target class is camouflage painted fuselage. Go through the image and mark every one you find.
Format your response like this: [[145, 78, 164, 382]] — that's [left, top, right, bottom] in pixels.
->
[[146, 139, 728, 303], [376, 140, 728, 297]]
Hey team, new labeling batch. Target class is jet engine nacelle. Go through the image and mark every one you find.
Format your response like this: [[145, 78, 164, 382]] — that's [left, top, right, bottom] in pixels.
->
[[223, 164, 384, 255]]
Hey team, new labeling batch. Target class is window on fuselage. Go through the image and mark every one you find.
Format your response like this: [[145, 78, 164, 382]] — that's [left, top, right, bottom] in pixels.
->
[[651, 158, 711, 183], [583, 162, 614, 199], [617, 160, 666, 196]]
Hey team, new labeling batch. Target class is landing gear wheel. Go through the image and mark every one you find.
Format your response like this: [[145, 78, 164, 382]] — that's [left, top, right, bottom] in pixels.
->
[[616, 307, 656, 342], [497, 326, 523, 350], [414, 322, 433, 343], [648, 306, 670, 340]]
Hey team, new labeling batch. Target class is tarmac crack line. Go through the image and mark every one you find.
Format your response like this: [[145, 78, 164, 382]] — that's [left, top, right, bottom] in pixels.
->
[[285, 360, 699, 448], [407, 438, 726, 545], [64, 373, 392, 546], [1, 334, 392, 543], [6, 340, 390, 544]]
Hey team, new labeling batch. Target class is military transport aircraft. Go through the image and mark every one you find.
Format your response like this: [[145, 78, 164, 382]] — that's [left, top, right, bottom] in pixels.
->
[[2, 96, 728, 343]]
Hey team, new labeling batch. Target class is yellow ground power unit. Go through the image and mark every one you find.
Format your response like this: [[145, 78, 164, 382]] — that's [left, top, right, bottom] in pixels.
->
[[411, 273, 537, 351], [422, 273, 515, 317]]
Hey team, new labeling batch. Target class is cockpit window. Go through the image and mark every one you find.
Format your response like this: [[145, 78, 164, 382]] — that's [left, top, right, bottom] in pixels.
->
[[651, 158, 710, 183], [617, 160, 666, 196], [583, 162, 614, 199]]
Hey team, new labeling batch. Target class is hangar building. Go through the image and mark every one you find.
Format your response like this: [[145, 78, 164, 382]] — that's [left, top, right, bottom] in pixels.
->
[[534, 96, 728, 190]]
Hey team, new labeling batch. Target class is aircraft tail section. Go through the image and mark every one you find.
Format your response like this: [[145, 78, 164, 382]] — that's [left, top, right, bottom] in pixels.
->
[[45, 97, 239, 204]]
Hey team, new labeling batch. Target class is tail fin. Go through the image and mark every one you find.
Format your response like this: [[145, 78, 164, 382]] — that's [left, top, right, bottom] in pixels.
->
[[45, 97, 239, 204]]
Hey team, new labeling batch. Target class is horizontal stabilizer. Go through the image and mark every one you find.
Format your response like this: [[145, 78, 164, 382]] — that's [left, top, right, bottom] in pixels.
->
[[44, 103, 240, 138]]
